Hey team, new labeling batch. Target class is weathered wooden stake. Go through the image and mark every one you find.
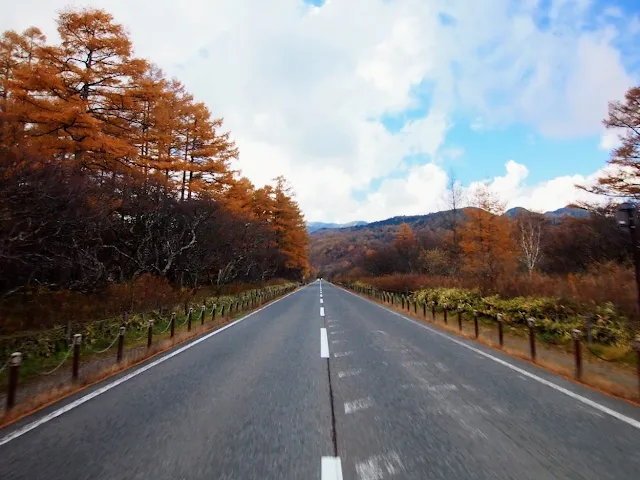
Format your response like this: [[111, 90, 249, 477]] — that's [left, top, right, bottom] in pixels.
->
[[147, 320, 154, 349], [117, 326, 125, 363], [528, 318, 536, 362], [72, 334, 81, 381], [473, 310, 479, 339], [572, 329, 582, 381], [6, 352, 21, 411]]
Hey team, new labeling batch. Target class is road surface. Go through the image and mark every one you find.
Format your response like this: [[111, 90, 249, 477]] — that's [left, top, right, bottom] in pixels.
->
[[1, 281, 640, 479]]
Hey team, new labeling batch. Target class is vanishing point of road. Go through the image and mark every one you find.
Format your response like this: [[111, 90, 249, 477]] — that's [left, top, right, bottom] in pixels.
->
[[2, 281, 640, 479]]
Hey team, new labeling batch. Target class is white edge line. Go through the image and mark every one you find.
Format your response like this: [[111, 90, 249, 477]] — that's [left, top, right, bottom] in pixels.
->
[[337, 284, 640, 430], [320, 328, 330, 358], [321, 456, 343, 480], [0, 286, 306, 446]]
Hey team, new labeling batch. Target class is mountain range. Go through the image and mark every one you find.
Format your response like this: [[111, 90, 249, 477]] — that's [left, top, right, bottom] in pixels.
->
[[308, 206, 588, 234], [307, 221, 367, 233], [308, 205, 591, 275]]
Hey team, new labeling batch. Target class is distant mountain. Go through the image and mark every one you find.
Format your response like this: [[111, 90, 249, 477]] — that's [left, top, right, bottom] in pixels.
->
[[307, 220, 367, 233], [504, 206, 590, 221], [544, 206, 590, 219], [504, 207, 533, 219]]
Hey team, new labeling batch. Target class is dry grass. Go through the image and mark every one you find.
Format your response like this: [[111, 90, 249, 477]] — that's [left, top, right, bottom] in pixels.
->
[[349, 288, 640, 405], [351, 264, 639, 322]]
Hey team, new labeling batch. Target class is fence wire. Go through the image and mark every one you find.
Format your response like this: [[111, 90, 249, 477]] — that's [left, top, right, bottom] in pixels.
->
[[586, 345, 632, 362], [39, 346, 73, 376], [86, 331, 120, 354]]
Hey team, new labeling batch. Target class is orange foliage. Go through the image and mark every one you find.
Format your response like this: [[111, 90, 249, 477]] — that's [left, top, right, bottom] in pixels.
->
[[459, 187, 517, 289]]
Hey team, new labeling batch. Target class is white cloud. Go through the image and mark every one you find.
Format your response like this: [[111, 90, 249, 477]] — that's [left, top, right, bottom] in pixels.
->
[[599, 130, 623, 151], [1, 0, 637, 222], [342, 160, 606, 223]]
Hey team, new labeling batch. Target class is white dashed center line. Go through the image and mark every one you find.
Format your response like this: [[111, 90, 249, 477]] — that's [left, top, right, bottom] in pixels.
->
[[321, 456, 343, 480], [321, 328, 330, 358]]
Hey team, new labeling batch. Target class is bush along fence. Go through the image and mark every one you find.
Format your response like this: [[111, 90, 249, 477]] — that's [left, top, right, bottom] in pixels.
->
[[1, 283, 298, 413], [339, 282, 640, 397]]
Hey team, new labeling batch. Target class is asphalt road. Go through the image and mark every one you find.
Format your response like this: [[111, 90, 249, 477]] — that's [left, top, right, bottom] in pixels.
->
[[1, 281, 640, 479]]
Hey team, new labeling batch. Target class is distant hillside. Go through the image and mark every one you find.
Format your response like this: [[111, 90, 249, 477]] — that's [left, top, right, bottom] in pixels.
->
[[309, 205, 591, 274], [504, 206, 590, 223], [307, 220, 367, 233]]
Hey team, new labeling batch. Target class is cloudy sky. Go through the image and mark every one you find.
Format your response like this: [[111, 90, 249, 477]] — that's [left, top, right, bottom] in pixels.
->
[[3, 0, 639, 222]]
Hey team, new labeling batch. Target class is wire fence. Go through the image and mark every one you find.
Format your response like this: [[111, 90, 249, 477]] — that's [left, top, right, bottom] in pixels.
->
[[1, 283, 299, 413], [86, 332, 121, 354], [38, 346, 73, 376], [343, 282, 640, 400]]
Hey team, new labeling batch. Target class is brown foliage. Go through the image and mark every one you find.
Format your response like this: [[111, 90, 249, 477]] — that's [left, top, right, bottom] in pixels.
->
[[586, 85, 640, 199], [0, 8, 310, 329], [459, 188, 517, 289]]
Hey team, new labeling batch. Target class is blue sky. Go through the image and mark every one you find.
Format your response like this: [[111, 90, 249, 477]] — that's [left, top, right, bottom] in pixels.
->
[[344, 0, 640, 221], [5, 0, 640, 222]]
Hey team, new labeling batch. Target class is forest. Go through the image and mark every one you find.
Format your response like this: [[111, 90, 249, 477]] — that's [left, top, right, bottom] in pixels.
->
[[0, 9, 309, 332]]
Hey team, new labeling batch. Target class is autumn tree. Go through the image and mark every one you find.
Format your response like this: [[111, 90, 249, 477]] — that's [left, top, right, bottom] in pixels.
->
[[0, 8, 310, 319], [586, 85, 640, 199], [441, 172, 465, 272], [10, 9, 147, 170], [266, 176, 310, 279], [459, 186, 517, 290], [393, 222, 420, 272]]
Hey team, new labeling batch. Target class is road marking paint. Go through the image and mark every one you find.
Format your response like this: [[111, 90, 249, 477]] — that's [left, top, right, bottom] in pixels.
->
[[330, 330, 344, 335], [435, 362, 448, 372], [355, 451, 404, 480], [321, 328, 330, 358], [344, 397, 373, 414], [333, 351, 353, 358], [320, 298, 324, 304], [401, 360, 429, 368], [332, 339, 346, 344], [339, 286, 640, 431], [322, 456, 343, 480], [401, 383, 458, 392], [0, 286, 307, 446], [338, 368, 362, 378], [320, 307, 325, 317]]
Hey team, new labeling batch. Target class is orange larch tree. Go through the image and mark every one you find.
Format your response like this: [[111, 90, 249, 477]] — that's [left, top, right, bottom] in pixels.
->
[[459, 186, 517, 290], [393, 222, 420, 273]]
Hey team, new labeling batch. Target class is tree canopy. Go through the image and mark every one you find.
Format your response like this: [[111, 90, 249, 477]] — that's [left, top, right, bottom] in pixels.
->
[[0, 8, 309, 303]]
